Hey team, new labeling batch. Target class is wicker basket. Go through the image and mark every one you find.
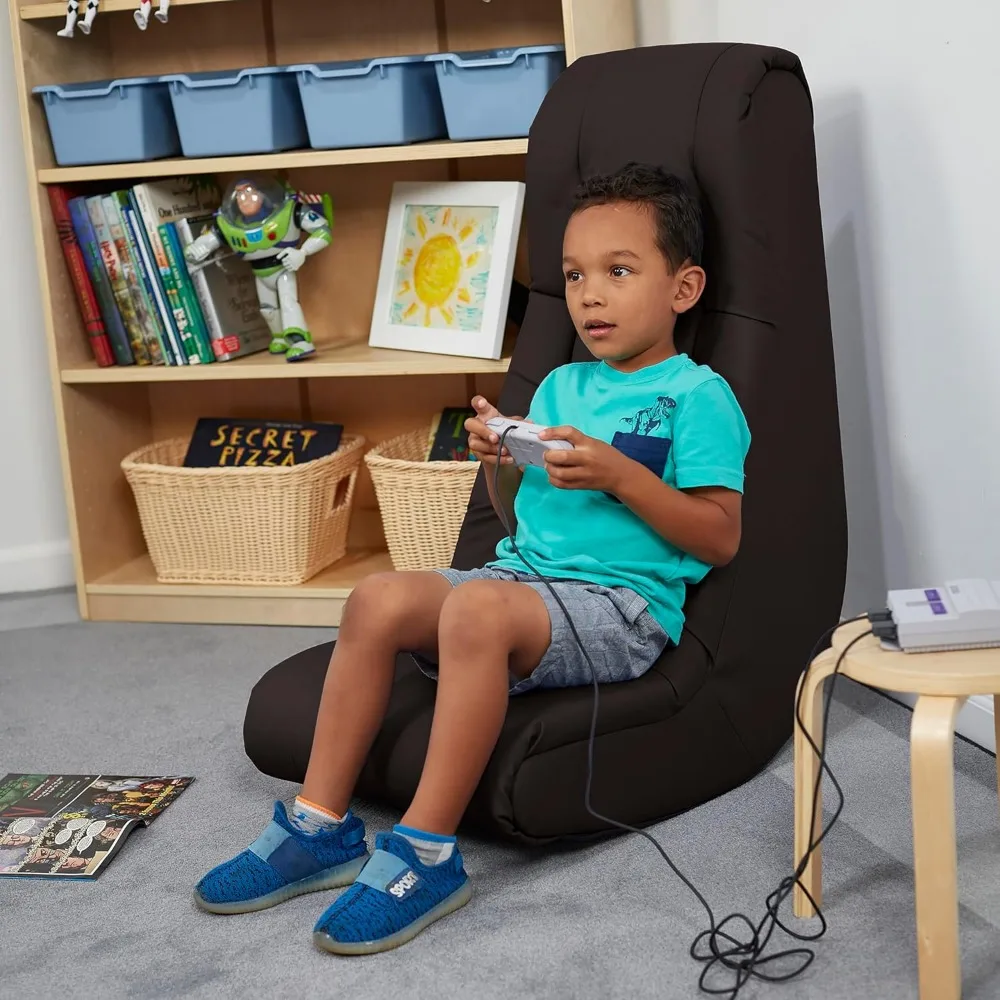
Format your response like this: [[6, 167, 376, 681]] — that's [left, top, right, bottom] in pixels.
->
[[121, 435, 365, 585], [365, 426, 480, 571]]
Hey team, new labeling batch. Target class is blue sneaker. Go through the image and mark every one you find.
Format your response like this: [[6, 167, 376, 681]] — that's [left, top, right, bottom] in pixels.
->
[[312, 832, 472, 954], [194, 801, 369, 915]]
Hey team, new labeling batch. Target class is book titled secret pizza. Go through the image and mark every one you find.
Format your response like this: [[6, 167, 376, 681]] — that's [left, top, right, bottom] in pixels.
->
[[183, 417, 344, 468]]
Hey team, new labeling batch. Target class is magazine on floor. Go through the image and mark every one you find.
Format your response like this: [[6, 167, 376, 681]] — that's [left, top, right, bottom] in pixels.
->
[[0, 773, 193, 879]]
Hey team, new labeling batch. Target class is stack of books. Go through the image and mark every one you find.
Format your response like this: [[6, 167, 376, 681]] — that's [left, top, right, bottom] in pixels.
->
[[48, 176, 272, 368]]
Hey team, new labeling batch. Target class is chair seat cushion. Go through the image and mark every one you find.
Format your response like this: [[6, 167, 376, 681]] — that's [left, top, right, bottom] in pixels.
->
[[243, 631, 758, 846]]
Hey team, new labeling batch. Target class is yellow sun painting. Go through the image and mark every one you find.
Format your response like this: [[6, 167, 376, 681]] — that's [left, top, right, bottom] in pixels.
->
[[391, 203, 499, 331]]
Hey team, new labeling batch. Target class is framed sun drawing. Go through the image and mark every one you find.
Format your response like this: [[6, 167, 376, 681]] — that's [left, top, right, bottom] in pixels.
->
[[369, 181, 525, 360]]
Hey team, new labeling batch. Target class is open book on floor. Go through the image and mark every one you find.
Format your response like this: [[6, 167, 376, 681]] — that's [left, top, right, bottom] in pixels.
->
[[0, 773, 193, 879]]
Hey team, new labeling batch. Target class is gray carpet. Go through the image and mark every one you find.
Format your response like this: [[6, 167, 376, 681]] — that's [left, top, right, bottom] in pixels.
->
[[1, 596, 998, 1000]]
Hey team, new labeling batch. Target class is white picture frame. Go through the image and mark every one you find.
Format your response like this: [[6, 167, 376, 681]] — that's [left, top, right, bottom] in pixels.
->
[[368, 180, 526, 360]]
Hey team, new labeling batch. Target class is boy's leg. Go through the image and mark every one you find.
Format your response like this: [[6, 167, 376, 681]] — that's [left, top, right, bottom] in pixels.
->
[[403, 578, 551, 833], [194, 569, 452, 914], [300, 570, 453, 817], [312, 578, 550, 954]]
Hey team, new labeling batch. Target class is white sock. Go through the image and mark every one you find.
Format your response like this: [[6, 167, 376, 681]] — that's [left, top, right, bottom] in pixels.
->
[[393, 824, 455, 865], [288, 795, 342, 835]]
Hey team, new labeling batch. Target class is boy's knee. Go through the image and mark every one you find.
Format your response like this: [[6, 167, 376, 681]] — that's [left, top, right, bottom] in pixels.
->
[[341, 571, 414, 633], [438, 580, 514, 650]]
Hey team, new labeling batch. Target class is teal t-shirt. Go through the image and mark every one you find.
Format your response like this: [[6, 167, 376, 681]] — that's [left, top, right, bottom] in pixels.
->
[[490, 353, 751, 642]]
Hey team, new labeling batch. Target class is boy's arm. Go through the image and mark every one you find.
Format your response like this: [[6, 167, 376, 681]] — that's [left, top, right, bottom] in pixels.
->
[[613, 470, 741, 566], [465, 394, 526, 525], [483, 461, 524, 527], [539, 431, 740, 565]]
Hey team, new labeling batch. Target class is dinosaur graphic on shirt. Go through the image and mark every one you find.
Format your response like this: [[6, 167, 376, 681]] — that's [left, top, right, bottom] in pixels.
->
[[620, 396, 677, 435]]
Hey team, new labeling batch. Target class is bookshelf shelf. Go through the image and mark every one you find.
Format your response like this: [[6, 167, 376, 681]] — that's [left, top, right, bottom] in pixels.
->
[[11, 0, 634, 625], [37, 139, 530, 185], [61, 342, 513, 383], [22, 0, 237, 19], [85, 550, 394, 625]]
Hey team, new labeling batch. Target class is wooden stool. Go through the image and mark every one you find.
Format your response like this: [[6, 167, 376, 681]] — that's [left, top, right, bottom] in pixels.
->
[[793, 619, 1000, 1000]]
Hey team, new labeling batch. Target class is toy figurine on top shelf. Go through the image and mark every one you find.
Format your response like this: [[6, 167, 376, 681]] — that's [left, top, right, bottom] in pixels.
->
[[183, 176, 333, 362], [57, 0, 169, 37], [57, 0, 98, 37], [134, 0, 170, 29]]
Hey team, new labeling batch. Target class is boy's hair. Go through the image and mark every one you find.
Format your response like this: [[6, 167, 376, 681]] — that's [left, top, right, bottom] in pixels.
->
[[572, 162, 704, 270]]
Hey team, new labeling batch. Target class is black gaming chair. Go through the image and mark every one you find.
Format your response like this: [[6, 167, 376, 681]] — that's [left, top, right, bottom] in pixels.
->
[[242, 43, 848, 846]]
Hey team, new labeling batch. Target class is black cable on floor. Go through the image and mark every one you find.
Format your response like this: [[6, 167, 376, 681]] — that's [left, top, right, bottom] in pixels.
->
[[492, 428, 872, 998]]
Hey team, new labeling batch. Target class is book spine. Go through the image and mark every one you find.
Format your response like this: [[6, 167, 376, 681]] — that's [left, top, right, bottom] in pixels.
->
[[125, 191, 184, 366], [87, 196, 151, 366], [174, 216, 230, 360], [132, 185, 200, 365], [160, 222, 214, 365], [68, 197, 134, 366], [46, 186, 115, 367], [104, 194, 165, 366]]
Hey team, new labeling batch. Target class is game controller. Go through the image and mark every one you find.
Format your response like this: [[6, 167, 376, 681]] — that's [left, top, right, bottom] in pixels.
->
[[486, 417, 574, 468]]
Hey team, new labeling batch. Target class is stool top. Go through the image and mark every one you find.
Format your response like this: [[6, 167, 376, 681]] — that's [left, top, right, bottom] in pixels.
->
[[831, 619, 1000, 696]]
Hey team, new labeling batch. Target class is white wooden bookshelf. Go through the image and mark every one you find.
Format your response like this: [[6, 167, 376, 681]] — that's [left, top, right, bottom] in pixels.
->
[[8, 0, 635, 625]]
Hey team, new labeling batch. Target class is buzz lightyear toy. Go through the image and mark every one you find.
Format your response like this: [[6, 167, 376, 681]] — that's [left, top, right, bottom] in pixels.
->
[[183, 176, 333, 362]]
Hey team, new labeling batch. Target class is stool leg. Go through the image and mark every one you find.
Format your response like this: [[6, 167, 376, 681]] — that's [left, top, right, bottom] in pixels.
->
[[910, 695, 964, 1000], [793, 648, 836, 919], [994, 695, 999, 822]]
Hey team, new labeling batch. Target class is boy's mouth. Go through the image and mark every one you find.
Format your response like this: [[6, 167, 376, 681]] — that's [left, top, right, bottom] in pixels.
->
[[583, 320, 617, 339]]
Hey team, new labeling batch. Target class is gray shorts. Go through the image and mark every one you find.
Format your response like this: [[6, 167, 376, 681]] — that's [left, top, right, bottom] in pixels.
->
[[413, 566, 670, 696]]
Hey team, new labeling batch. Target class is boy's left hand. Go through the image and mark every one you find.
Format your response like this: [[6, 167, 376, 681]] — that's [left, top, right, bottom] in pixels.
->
[[539, 426, 631, 493]]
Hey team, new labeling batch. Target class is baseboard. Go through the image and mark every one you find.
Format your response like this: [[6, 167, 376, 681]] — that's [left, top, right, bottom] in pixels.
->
[[886, 691, 996, 754], [0, 540, 74, 595]]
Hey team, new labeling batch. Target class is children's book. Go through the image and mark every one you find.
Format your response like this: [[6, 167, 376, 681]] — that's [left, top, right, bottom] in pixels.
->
[[87, 196, 152, 366], [182, 417, 343, 468], [176, 214, 272, 363], [426, 407, 478, 461], [132, 177, 220, 366], [0, 773, 192, 879], [68, 196, 134, 366], [46, 186, 115, 367]]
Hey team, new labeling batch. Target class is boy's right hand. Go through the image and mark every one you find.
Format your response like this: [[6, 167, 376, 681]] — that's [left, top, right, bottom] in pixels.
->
[[465, 396, 522, 465]]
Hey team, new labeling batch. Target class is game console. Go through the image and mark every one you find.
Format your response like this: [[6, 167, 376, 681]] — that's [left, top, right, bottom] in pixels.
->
[[870, 578, 1000, 652], [485, 417, 573, 469]]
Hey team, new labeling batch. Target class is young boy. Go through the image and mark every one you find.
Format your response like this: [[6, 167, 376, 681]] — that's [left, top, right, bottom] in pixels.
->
[[194, 163, 751, 954]]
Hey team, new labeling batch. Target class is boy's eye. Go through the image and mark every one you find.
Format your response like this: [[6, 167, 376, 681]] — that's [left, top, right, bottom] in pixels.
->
[[565, 270, 582, 283], [610, 265, 632, 278]]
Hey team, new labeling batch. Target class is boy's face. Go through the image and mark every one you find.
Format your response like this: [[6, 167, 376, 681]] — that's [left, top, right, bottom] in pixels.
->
[[562, 202, 705, 371]]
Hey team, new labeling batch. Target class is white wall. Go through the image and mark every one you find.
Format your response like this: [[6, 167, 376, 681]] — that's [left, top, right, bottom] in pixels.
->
[[637, 0, 999, 751], [0, 11, 73, 594]]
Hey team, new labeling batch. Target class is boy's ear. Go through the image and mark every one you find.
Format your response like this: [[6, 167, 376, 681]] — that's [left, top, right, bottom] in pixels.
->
[[673, 264, 707, 314]]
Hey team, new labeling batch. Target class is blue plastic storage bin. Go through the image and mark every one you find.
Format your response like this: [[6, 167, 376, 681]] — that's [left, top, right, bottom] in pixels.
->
[[163, 66, 307, 157], [33, 76, 181, 167], [428, 45, 566, 140], [291, 55, 447, 149]]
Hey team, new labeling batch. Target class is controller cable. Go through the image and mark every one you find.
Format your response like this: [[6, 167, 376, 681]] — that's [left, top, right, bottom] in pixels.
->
[[492, 427, 874, 998]]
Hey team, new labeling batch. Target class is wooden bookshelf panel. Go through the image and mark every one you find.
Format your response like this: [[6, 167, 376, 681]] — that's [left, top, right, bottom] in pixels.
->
[[36, 139, 529, 184], [86, 550, 394, 626], [271, 0, 442, 66], [20, 0, 241, 17], [108, 0, 268, 78], [60, 343, 513, 383], [440, 0, 564, 53], [35, 185, 95, 371], [63, 383, 153, 595], [145, 378, 305, 444]]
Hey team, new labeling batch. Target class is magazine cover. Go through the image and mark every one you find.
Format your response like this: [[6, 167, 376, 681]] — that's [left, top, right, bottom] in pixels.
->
[[0, 773, 192, 879]]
